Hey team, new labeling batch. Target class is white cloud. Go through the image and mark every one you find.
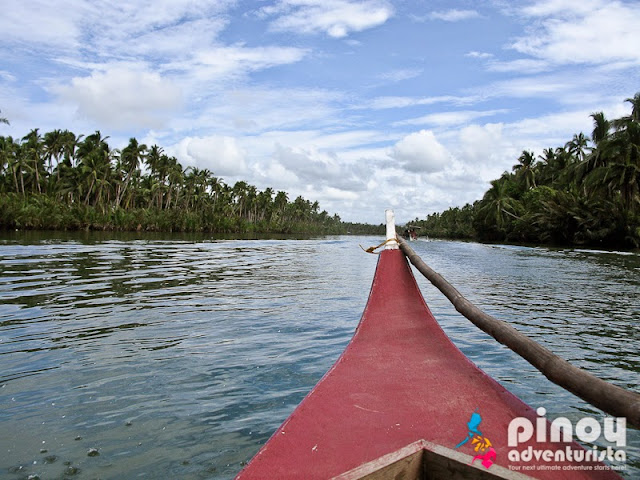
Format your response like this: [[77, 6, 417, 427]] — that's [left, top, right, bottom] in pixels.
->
[[176, 45, 308, 83], [365, 95, 480, 110], [366, 96, 434, 110], [377, 68, 422, 83], [390, 130, 452, 173], [428, 9, 481, 22], [0, 71, 17, 82], [0, 94, 81, 137], [395, 110, 508, 128], [0, 0, 233, 56], [2, 1, 305, 95], [53, 65, 183, 131], [465, 51, 493, 60], [477, 74, 574, 100], [521, 0, 607, 17], [262, 0, 394, 38], [504, 111, 593, 141], [510, 0, 640, 66], [170, 135, 248, 177], [127, 18, 229, 58], [454, 123, 515, 180], [319, 186, 359, 201], [486, 58, 551, 73], [259, 129, 389, 154], [0, 0, 83, 50], [272, 144, 372, 191], [182, 87, 344, 135], [260, 161, 300, 189]]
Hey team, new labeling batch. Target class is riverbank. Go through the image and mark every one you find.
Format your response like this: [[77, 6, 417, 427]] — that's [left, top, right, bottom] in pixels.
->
[[412, 94, 640, 250], [0, 130, 383, 237], [0, 193, 383, 235]]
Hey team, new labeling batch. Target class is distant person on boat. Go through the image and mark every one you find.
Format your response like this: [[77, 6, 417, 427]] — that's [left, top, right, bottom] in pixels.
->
[[402, 227, 418, 240]]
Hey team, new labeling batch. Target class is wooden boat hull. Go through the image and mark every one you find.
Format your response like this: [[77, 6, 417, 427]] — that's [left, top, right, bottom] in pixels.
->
[[236, 249, 620, 479]]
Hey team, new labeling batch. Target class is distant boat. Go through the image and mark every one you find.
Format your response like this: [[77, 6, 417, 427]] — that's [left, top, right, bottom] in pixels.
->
[[402, 225, 420, 241], [236, 212, 622, 479]]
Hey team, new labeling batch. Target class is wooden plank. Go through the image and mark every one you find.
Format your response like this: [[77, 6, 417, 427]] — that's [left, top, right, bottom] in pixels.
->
[[333, 440, 537, 480], [332, 441, 425, 480]]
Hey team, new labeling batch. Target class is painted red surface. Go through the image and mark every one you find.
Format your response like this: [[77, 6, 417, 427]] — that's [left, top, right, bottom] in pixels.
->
[[236, 249, 621, 479]]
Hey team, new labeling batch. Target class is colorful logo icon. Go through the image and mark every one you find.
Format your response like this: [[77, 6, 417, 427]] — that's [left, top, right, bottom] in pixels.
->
[[455, 409, 496, 469]]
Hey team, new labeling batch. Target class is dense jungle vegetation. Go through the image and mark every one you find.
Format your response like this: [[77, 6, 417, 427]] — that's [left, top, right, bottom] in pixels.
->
[[413, 93, 640, 249], [0, 125, 381, 235]]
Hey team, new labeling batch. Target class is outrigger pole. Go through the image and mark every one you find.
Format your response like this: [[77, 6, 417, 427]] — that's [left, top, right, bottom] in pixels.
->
[[396, 234, 640, 429]]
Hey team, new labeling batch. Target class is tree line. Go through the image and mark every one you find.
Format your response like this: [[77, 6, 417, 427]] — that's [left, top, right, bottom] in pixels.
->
[[0, 128, 382, 234], [413, 93, 640, 249]]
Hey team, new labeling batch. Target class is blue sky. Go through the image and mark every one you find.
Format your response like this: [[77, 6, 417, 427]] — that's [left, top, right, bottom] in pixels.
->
[[1, 0, 639, 224]]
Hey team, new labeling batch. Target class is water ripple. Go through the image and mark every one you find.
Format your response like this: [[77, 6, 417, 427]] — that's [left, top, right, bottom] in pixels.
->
[[0, 235, 638, 478]]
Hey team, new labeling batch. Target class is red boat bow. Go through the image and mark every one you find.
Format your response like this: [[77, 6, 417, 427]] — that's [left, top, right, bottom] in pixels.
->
[[236, 249, 621, 479]]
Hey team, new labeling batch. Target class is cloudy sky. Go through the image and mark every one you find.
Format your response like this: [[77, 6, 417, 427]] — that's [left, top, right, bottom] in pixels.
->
[[1, 0, 639, 224]]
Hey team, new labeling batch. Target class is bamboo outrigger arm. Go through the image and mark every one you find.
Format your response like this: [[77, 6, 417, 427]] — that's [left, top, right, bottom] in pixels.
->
[[398, 237, 640, 429]]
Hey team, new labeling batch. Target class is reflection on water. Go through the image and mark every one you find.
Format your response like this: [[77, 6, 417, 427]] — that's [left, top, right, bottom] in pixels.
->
[[0, 233, 638, 479], [0, 234, 375, 479]]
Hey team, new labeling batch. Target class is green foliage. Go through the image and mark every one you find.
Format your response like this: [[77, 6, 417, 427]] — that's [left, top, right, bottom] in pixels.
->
[[420, 204, 475, 240], [0, 130, 369, 234], [413, 93, 640, 249]]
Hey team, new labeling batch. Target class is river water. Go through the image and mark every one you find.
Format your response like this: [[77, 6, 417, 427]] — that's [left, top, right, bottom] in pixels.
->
[[0, 233, 638, 479]]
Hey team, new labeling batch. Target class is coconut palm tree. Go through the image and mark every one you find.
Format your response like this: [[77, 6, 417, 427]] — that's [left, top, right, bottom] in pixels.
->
[[535, 148, 558, 186], [146, 145, 163, 178], [145, 145, 165, 208], [513, 150, 537, 189], [231, 180, 249, 218], [274, 190, 288, 213], [21, 129, 45, 193], [165, 157, 184, 209], [246, 184, 257, 221], [61, 130, 83, 168], [182, 166, 203, 211], [0, 136, 19, 193], [257, 187, 274, 221], [586, 156, 639, 214], [565, 132, 590, 163], [0, 110, 9, 125], [586, 112, 640, 214], [208, 174, 223, 213], [0, 125, 355, 234], [477, 177, 522, 231], [590, 112, 610, 146], [571, 113, 613, 184], [116, 137, 147, 207], [75, 131, 114, 208], [43, 129, 67, 193], [10, 142, 30, 196], [622, 92, 640, 123]]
